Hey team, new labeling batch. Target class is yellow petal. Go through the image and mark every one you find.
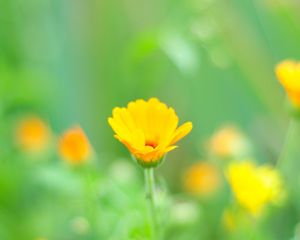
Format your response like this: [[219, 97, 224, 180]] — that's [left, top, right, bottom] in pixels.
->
[[131, 128, 146, 149], [170, 122, 193, 145], [108, 117, 132, 143], [128, 99, 149, 137], [276, 60, 300, 91], [158, 108, 179, 147]]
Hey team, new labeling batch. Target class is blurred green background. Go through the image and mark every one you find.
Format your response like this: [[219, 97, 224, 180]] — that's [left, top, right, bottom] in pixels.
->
[[3, 0, 299, 153], [1, 0, 300, 239]]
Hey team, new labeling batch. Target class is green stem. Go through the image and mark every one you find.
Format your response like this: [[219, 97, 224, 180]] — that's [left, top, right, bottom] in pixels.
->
[[83, 168, 98, 237], [277, 119, 296, 168], [144, 168, 157, 240]]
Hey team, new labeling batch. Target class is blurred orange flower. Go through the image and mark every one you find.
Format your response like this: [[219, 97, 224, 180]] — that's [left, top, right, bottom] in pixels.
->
[[276, 60, 300, 107], [184, 162, 220, 196], [209, 126, 250, 159], [15, 116, 51, 153], [108, 98, 192, 167], [59, 126, 91, 164]]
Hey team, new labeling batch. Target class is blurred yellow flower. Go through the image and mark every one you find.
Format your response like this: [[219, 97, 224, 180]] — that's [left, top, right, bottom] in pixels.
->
[[15, 116, 51, 153], [276, 60, 300, 107], [209, 126, 250, 158], [222, 208, 236, 232], [59, 126, 91, 164], [108, 98, 192, 167], [184, 162, 220, 196], [226, 161, 284, 216]]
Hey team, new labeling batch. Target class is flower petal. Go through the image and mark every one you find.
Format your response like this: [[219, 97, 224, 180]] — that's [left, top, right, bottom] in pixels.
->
[[108, 117, 132, 143], [170, 122, 193, 145]]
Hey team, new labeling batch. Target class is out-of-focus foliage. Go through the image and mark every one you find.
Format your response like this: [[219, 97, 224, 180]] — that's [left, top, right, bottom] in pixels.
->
[[2, 0, 300, 239]]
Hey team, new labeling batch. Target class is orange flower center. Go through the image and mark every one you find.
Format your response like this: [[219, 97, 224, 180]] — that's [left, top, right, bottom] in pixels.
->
[[145, 140, 158, 149]]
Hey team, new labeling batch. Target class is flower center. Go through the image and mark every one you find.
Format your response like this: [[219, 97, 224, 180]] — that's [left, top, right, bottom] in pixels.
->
[[145, 140, 158, 148]]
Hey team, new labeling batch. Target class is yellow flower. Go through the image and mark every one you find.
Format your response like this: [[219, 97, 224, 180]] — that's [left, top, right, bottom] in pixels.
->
[[15, 116, 51, 153], [108, 98, 192, 167], [184, 162, 220, 196], [226, 161, 284, 216], [59, 126, 91, 164], [257, 166, 286, 205], [276, 60, 300, 107], [222, 208, 236, 232], [209, 126, 250, 159]]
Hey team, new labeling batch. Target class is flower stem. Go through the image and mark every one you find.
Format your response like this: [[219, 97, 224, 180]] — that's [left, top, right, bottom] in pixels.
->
[[277, 119, 296, 168], [144, 168, 157, 240]]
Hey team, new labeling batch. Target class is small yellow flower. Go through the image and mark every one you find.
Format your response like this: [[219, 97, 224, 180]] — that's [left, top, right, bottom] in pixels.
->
[[184, 162, 220, 196], [108, 98, 192, 167], [209, 126, 250, 159], [222, 208, 236, 232], [257, 165, 286, 205], [15, 116, 51, 153], [226, 161, 284, 216], [276, 60, 300, 107], [59, 126, 91, 164]]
